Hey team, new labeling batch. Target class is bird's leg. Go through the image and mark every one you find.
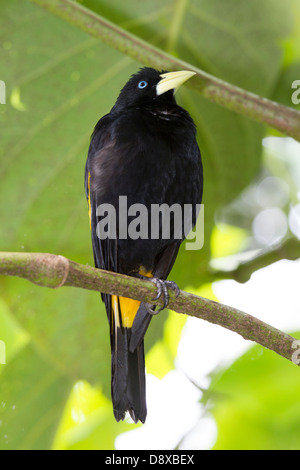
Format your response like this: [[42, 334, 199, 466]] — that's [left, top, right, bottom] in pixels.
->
[[137, 275, 180, 315]]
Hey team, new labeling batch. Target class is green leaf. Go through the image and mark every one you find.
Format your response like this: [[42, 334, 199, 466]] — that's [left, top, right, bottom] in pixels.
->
[[52, 380, 136, 450], [272, 61, 300, 111], [271, 0, 300, 112], [146, 310, 186, 379], [0, 0, 295, 449], [210, 223, 248, 259], [210, 337, 300, 450], [0, 297, 29, 364], [0, 344, 72, 450]]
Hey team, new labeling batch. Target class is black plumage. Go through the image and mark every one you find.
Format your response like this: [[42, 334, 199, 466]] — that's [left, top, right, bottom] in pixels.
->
[[85, 67, 203, 423]]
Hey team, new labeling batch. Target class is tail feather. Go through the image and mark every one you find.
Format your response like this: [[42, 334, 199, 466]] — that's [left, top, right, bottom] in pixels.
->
[[129, 303, 152, 353], [111, 326, 147, 423]]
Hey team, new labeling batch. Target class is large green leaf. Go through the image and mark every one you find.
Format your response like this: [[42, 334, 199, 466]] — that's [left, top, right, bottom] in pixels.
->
[[210, 337, 300, 450], [272, 0, 300, 112], [0, 0, 291, 278], [0, 344, 72, 450], [0, 0, 294, 449]]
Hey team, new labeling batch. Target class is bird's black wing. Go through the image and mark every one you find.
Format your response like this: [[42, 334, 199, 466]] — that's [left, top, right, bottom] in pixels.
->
[[130, 139, 203, 352], [85, 115, 147, 423], [85, 115, 117, 321]]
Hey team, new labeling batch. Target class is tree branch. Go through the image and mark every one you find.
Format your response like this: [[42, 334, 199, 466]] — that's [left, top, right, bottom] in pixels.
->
[[0, 251, 298, 367], [211, 238, 300, 283], [29, 0, 300, 142]]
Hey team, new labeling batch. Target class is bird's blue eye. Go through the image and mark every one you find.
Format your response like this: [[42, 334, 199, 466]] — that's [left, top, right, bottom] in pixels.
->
[[138, 81, 148, 89]]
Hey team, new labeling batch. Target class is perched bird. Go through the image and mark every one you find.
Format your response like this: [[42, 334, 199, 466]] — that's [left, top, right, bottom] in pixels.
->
[[85, 67, 203, 423]]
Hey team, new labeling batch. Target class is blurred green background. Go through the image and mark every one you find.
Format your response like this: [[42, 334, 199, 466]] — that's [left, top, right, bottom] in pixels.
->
[[0, 0, 300, 450]]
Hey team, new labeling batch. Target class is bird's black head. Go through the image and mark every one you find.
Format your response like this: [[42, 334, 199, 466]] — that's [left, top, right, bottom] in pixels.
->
[[111, 67, 196, 112]]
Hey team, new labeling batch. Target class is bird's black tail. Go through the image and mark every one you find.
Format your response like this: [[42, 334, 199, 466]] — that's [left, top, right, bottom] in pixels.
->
[[111, 326, 147, 423]]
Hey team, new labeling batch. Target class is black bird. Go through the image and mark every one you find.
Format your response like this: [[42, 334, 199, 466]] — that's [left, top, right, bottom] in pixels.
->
[[85, 67, 203, 423]]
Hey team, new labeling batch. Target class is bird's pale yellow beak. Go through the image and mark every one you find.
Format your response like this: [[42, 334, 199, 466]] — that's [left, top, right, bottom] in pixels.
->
[[156, 70, 196, 96]]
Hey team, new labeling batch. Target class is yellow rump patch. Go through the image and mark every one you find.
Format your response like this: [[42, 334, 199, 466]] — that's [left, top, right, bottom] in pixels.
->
[[112, 295, 141, 328], [139, 268, 152, 278], [111, 268, 153, 329]]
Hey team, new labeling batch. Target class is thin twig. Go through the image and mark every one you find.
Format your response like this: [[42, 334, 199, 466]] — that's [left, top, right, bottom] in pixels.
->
[[30, 0, 300, 141], [0, 251, 299, 367]]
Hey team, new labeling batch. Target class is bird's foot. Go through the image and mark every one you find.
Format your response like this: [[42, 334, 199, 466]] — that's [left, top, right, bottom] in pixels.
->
[[139, 276, 180, 315]]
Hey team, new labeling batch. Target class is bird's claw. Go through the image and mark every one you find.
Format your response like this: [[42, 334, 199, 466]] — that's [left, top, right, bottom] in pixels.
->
[[144, 278, 180, 315]]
